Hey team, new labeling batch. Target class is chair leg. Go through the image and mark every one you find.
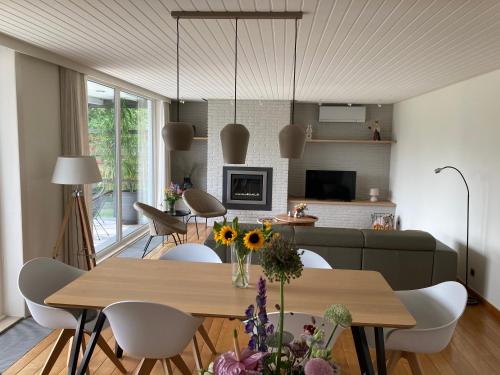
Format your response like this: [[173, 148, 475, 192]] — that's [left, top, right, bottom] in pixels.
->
[[403, 352, 423, 375], [42, 329, 74, 375], [162, 359, 173, 375], [142, 235, 154, 258], [194, 216, 199, 239], [192, 334, 203, 371], [198, 324, 217, 355], [171, 355, 192, 375], [135, 358, 157, 375], [387, 350, 402, 374], [96, 334, 127, 373]]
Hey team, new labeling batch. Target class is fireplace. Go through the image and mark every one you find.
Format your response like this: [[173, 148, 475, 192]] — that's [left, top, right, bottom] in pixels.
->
[[223, 167, 273, 210]]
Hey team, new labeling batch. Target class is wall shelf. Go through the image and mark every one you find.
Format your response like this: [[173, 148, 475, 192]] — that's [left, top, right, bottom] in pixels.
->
[[288, 196, 396, 207], [193, 136, 208, 140], [306, 139, 396, 144]]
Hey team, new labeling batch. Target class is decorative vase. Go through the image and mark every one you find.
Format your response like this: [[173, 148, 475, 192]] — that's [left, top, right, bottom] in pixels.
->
[[183, 176, 193, 190], [230, 243, 251, 288], [165, 199, 176, 214]]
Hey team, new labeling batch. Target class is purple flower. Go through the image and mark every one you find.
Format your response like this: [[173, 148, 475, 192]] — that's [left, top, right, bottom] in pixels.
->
[[248, 334, 257, 350], [245, 320, 255, 333], [258, 342, 268, 352], [245, 304, 255, 318], [266, 324, 274, 334], [256, 295, 266, 307], [258, 311, 268, 324]]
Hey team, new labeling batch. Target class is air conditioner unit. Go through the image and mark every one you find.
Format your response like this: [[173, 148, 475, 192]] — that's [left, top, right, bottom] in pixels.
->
[[319, 105, 366, 123]]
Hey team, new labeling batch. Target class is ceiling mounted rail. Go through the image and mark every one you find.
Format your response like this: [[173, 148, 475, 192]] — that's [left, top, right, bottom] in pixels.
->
[[170, 11, 303, 20]]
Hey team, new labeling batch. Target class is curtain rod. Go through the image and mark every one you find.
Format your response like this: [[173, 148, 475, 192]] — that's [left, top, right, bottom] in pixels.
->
[[170, 11, 303, 20]]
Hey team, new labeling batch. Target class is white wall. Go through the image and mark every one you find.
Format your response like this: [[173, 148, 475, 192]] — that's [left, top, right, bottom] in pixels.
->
[[0, 46, 25, 317], [207, 100, 290, 223], [390, 69, 500, 309]]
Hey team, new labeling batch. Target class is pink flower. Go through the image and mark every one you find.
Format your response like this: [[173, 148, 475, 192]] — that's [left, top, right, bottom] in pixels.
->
[[213, 348, 266, 375], [304, 358, 334, 375]]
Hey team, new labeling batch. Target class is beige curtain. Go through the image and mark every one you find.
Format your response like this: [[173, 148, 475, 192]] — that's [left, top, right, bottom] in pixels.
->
[[59, 67, 90, 269]]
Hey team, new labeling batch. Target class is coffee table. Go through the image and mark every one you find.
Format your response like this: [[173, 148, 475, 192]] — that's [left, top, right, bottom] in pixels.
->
[[274, 214, 319, 226]]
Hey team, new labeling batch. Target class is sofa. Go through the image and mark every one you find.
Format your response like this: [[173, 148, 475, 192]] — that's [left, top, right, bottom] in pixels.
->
[[204, 225, 457, 291]]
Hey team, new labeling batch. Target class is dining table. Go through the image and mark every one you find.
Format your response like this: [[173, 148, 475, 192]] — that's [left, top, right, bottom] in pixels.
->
[[45, 257, 416, 375]]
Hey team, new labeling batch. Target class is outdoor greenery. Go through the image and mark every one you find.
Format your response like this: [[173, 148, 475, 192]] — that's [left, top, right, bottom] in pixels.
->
[[88, 98, 149, 193]]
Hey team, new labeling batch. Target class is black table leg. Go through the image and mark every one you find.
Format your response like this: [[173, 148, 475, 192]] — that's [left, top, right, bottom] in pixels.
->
[[115, 342, 123, 358], [351, 326, 375, 375], [68, 309, 87, 375], [77, 311, 106, 375], [374, 327, 386, 375]]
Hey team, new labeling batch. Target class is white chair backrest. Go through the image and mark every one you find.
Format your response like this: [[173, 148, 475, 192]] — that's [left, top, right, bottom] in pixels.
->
[[386, 281, 467, 353], [18, 257, 84, 329], [299, 249, 332, 269], [159, 243, 222, 263], [267, 312, 343, 349], [104, 301, 199, 359]]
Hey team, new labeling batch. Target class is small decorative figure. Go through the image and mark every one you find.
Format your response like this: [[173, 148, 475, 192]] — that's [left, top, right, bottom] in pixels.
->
[[306, 124, 313, 140], [368, 120, 382, 141]]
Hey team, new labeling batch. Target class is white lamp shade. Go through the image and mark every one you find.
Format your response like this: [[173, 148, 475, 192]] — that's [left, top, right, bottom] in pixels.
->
[[51, 156, 102, 185], [369, 188, 380, 196]]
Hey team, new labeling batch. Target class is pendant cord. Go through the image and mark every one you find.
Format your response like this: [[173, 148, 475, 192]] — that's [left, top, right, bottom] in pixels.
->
[[234, 18, 238, 124], [291, 17, 298, 123], [176, 16, 180, 122]]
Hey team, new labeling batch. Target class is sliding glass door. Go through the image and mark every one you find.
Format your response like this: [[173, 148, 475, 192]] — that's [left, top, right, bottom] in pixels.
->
[[88, 80, 154, 254]]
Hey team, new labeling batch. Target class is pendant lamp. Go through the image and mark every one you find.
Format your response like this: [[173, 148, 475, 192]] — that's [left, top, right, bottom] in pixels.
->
[[279, 18, 306, 159], [162, 17, 194, 151], [220, 19, 250, 164]]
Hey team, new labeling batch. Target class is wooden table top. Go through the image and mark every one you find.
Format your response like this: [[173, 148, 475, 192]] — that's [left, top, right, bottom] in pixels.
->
[[274, 214, 319, 225], [45, 258, 415, 328]]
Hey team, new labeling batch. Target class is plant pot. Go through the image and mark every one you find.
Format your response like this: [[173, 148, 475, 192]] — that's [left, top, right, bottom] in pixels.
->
[[122, 191, 138, 225], [231, 243, 251, 288]]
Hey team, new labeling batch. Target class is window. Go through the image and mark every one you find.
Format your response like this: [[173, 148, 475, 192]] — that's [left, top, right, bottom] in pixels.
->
[[87, 80, 154, 253]]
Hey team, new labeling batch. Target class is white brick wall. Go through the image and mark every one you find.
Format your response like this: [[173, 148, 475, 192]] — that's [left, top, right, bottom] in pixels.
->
[[207, 100, 290, 223], [287, 202, 396, 229]]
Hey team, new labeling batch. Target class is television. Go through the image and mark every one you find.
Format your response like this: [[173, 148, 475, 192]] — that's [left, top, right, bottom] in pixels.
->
[[305, 170, 356, 201]]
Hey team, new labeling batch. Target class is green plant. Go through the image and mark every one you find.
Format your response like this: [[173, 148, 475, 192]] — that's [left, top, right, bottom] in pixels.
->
[[88, 98, 149, 193]]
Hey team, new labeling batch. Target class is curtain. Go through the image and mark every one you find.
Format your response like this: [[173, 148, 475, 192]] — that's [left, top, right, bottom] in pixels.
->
[[59, 67, 90, 269]]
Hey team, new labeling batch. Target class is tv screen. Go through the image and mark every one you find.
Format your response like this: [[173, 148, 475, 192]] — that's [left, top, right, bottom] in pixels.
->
[[305, 170, 356, 201]]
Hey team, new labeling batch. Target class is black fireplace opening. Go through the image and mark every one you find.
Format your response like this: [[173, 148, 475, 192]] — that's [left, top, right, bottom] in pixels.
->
[[223, 167, 273, 210]]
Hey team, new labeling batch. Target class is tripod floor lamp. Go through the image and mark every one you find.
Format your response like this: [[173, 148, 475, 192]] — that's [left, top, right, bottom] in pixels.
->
[[51, 156, 102, 270], [435, 165, 478, 305]]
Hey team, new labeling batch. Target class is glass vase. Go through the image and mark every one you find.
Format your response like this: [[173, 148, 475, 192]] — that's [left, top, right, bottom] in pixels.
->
[[165, 199, 176, 214], [231, 243, 251, 288]]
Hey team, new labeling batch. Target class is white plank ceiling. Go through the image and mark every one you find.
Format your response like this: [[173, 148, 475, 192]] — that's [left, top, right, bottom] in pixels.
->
[[1, 0, 500, 103]]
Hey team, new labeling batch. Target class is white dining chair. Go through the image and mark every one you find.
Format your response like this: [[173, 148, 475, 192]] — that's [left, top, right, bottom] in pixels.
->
[[368, 281, 467, 374], [266, 312, 343, 349], [104, 301, 199, 375], [159, 243, 220, 369], [299, 249, 332, 269], [18, 257, 126, 375], [159, 243, 222, 263]]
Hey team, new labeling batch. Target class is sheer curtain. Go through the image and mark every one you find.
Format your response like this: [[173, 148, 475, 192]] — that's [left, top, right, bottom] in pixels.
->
[[59, 67, 90, 269]]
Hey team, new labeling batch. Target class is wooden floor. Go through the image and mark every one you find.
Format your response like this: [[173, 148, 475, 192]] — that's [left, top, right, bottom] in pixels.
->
[[5, 224, 500, 374]]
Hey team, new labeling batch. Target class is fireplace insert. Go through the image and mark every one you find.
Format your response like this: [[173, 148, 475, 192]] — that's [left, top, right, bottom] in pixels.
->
[[305, 170, 356, 201], [223, 167, 273, 210]]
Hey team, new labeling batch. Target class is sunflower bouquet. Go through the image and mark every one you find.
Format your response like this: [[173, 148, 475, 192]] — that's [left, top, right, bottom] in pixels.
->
[[213, 217, 273, 288]]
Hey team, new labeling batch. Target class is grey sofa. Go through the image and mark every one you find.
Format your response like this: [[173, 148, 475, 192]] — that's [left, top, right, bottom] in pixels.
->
[[204, 225, 457, 291]]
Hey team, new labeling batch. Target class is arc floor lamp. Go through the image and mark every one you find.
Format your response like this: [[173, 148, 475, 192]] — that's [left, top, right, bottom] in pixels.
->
[[435, 165, 478, 305]]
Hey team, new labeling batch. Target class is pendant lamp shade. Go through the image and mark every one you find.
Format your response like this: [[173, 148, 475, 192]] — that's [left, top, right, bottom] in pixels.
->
[[220, 123, 250, 164], [162, 17, 193, 151], [279, 124, 306, 159], [162, 121, 194, 151], [279, 18, 306, 159], [220, 19, 249, 164]]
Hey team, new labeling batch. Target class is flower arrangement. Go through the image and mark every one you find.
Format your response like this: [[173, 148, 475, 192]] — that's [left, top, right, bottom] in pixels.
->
[[213, 218, 273, 288], [164, 182, 183, 212], [291, 202, 308, 218], [208, 269, 353, 375]]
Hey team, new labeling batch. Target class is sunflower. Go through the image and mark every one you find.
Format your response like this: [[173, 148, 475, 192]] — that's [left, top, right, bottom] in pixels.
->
[[244, 229, 265, 251], [263, 220, 272, 232], [218, 225, 237, 245]]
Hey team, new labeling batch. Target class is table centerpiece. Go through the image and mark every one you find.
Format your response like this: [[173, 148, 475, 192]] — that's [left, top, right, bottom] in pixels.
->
[[164, 182, 183, 213]]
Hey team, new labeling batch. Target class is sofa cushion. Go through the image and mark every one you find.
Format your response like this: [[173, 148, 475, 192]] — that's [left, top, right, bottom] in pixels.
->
[[361, 229, 436, 251], [294, 227, 364, 248]]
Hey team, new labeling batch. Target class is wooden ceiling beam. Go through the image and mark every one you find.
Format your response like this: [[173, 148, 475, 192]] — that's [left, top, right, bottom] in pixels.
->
[[170, 11, 303, 20]]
